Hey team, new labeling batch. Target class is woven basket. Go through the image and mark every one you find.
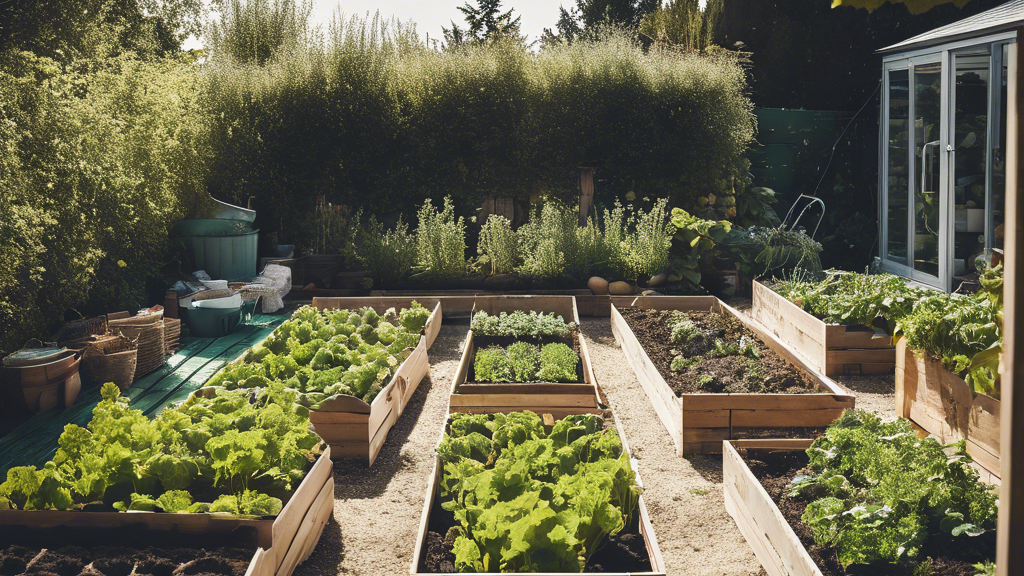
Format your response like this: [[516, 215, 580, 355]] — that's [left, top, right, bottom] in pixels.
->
[[117, 323, 166, 379], [189, 289, 236, 302], [164, 318, 181, 354], [81, 335, 138, 391], [54, 315, 108, 345], [108, 310, 164, 328]]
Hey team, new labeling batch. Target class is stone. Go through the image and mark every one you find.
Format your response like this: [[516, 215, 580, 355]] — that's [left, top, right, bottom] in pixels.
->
[[587, 276, 609, 295], [608, 281, 634, 295], [647, 273, 668, 288]]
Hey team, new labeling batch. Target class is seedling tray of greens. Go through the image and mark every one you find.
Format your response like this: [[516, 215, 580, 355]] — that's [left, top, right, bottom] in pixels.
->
[[465, 310, 585, 385], [726, 410, 998, 576], [412, 411, 665, 575]]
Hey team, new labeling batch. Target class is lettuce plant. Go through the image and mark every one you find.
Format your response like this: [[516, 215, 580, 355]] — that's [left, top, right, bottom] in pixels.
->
[[438, 412, 641, 573], [538, 343, 578, 383]]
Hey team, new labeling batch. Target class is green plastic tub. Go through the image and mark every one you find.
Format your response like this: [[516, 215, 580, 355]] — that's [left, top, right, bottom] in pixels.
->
[[181, 306, 243, 338], [171, 219, 259, 281]]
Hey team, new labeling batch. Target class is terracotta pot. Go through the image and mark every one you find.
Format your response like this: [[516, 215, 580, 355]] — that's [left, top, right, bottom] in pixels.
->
[[2, 353, 82, 413]]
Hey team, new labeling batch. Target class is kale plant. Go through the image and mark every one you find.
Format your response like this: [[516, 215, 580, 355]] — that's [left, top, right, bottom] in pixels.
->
[[471, 310, 573, 339], [789, 410, 998, 571]]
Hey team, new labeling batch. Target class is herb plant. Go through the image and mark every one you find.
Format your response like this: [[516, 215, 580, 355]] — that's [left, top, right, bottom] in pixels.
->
[[345, 211, 417, 287], [437, 412, 642, 572], [474, 346, 514, 383], [788, 410, 997, 572], [537, 343, 579, 383], [0, 383, 321, 515], [415, 196, 467, 282], [471, 310, 573, 339], [507, 341, 540, 382], [478, 215, 519, 275], [208, 304, 429, 407]]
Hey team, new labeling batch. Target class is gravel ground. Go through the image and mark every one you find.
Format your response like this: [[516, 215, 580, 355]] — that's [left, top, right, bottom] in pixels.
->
[[295, 309, 897, 576]]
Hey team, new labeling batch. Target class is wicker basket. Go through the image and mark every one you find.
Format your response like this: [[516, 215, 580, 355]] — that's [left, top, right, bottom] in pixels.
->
[[164, 318, 181, 354], [53, 315, 108, 345], [116, 323, 166, 380], [108, 309, 164, 328], [189, 289, 236, 302], [80, 335, 138, 391]]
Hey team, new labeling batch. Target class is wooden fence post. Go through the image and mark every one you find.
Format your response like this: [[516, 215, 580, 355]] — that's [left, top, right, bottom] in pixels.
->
[[579, 167, 595, 226], [997, 30, 1023, 576]]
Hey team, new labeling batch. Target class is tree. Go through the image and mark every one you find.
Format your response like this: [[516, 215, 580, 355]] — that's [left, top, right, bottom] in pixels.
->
[[546, 0, 659, 43], [830, 0, 971, 13], [638, 0, 724, 51], [442, 0, 525, 48]]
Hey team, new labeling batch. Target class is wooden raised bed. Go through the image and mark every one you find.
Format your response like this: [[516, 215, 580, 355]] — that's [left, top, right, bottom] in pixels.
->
[[750, 280, 896, 377], [410, 411, 666, 576], [722, 439, 821, 576], [306, 298, 441, 465], [0, 447, 335, 576], [611, 296, 855, 455], [895, 338, 1001, 483], [449, 296, 601, 418]]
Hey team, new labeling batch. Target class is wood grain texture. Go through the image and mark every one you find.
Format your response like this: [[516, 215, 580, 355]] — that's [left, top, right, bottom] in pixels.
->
[[895, 339, 1001, 480]]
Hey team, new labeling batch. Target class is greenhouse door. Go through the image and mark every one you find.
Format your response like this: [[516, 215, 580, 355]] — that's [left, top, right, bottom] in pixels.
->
[[881, 55, 949, 290]]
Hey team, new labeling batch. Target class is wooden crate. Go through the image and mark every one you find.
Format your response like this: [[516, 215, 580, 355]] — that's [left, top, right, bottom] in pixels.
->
[[610, 296, 855, 455], [311, 297, 443, 349], [410, 411, 667, 575], [448, 296, 601, 416], [750, 280, 896, 377], [895, 338, 1001, 483], [722, 439, 822, 576], [0, 448, 335, 576]]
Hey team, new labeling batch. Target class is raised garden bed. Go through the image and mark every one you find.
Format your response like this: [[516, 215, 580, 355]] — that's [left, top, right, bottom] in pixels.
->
[[751, 280, 895, 377], [895, 338, 1001, 483], [611, 296, 854, 455], [0, 430, 333, 576], [411, 410, 666, 575], [724, 423, 997, 576], [213, 299, 441, 466], [449, 296, 601, 418]]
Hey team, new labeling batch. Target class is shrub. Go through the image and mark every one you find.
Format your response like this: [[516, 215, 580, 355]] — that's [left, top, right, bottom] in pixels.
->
[[478, 215, 519, 275], [347, 211, 417, 287], [507, 342, 540, 382], [516, 200, 611, 283], [475, 346, 514, 382], [605, 198, 672, 281], [538, 343, 578, 383], [414, 196, 467, 282]]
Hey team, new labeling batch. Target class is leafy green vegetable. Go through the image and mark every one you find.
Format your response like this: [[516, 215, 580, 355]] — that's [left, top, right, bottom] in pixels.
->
[[206, 303, 429, 406], [438, 411, 641, 573], [507, 342, 540, 382], [774, 271, 927, 333], [475, 346, 514, 383], [788, 410, 998, 572], [0, 382, 320, 516], [537, 343, 578, 383]]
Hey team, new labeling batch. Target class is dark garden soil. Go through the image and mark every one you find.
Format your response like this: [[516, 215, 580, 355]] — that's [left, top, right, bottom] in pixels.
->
[[466, 332, 584, 384], [0, 526, 254, 576], [618, 308, 819, 396], [743, 449, 985, 576]]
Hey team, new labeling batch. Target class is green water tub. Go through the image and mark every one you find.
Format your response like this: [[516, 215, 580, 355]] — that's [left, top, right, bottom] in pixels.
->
[[171, 219, 258, 281]]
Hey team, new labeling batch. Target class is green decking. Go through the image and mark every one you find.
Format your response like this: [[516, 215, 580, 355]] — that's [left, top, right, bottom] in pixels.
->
[[0, 314, 284, 477]]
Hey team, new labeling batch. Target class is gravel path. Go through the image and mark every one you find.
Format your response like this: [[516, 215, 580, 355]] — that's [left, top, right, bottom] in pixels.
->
[[296, 310, 896, 576]]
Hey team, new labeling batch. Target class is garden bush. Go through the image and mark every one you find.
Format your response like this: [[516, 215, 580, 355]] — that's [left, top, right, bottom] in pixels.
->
[[413, 196, 467, 283], [477, 215, 519, 275], [203, 11, 755, 247]]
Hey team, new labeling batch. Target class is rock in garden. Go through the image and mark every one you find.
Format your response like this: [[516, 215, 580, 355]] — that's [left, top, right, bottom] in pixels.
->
[[588, 277, 609, 295], [647, 273, 668, 288], [609, 281, 633, 295]]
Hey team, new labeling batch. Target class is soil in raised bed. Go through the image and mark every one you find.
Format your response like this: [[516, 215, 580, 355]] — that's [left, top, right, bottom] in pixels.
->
[[742, 448, 990, 576], [618, 308, 818, 396], [0, 526, 255, 576], [466, 332, 584, 385]]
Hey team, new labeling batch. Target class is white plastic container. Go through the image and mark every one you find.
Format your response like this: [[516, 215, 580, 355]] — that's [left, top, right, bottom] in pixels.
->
[[191, 294, 243, 309]]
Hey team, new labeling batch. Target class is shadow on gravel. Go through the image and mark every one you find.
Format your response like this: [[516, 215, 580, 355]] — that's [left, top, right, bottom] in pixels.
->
[[686, 454, 725, 484], [292, 518, 344, 576], [835, 373, 895, 395]]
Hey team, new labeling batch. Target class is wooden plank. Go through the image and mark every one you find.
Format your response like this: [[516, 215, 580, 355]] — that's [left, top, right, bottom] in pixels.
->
[[272, 448, 333, 569], [896, 339, 1001, 480], [723, 440, 823, 576], [244, 549, 269, 576], [824, 348, 897, 365], [298, 477, 335, 564], [447, 406, 606, 419], [449, 393, 598, 408], [275, 476, 334, 576], [612, 299, 853, 456], [997, 35, 1022, 576]]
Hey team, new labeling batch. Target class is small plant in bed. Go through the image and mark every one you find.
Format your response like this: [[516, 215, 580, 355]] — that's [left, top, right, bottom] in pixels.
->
[[471, 310, 573, 339], [744, 410, 998, 576], [207, 303, 430, 407], [473, 342, 579, 383], [423, 411, 650, 573], [619, 307, 817, 395]]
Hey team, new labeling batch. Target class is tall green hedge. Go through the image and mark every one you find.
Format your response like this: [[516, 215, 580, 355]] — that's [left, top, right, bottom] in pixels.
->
[[0, 51, 209, 356], [205, 16, 756, 249]]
